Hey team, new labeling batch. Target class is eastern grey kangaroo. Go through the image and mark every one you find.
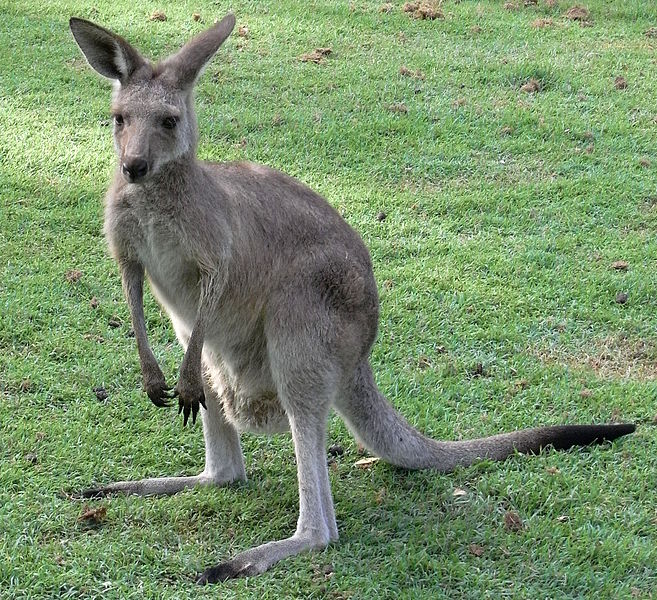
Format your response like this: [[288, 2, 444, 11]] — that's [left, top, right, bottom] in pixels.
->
[[69, 14, 635, 583]]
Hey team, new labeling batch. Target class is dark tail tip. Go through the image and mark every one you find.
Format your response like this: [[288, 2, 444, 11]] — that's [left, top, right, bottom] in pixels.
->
[[544, 423, 636, 451]]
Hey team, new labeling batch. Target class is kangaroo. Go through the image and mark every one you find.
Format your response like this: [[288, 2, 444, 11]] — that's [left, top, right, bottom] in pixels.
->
[[69, 14, 635, 584]]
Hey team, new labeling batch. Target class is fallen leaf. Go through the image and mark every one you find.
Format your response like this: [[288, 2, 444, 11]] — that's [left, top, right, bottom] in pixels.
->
[[78, 505, 107, 524], [531, 18, 554, 28], [469, 543, 484, 557], [387, 102, 408, 114], [453, 487, 468, 497], [546, 466, 560, 474], [375, 487, 387, 504], [417, 355, 432, 369], [399, 65, 425, 79], [238, 25, 249, 37], [614, 76, 628, 90], [402, 1, 443, 19], [300, 48, 332, 64], [520, 78, 541, 93], [504, 511, 524, 531], [65, 269, 83, 283], [564, 6, 589, 21], [192, 13, 201, 22], [354, 457, 380, 469], [580, 388, 593, 398], [645, 27, 657, 38], [149, 10, 167, 22], [611, 260, 629, 271]]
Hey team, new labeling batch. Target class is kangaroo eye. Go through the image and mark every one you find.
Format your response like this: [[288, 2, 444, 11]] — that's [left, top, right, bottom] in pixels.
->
[[162, 116, 178, 130], [114, 114, 124, 126]]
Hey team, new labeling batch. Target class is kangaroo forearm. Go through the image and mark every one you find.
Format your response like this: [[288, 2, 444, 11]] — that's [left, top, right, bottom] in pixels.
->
[[121, 261, 172, 407]]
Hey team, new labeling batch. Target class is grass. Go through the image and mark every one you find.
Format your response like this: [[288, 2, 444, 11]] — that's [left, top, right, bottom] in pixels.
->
[[1, 0, 657, 597]]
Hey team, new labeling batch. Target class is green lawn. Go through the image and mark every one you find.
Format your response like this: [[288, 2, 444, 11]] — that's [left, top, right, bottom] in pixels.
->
[[1, 0, 656, 598]]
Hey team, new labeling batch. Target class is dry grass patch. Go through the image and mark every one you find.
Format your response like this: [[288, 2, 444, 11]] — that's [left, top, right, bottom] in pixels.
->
[[534, 334, 657, 380]]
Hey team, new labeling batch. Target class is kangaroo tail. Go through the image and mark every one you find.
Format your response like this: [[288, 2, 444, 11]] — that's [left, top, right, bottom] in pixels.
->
[[333, 361, 635, 473]]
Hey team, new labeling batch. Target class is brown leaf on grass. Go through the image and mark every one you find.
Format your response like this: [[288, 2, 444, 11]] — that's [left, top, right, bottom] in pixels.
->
[[417, 355, 432, 369], [300, 48, 332, 64], [399, 65, 425, 79], [149, 10, 167, 22], [556, 515, 570, 522], [520, 78, 541, 93], [504, 511, 524, 531], [65, 269, 82, 283], [192, 13, 201, 22], [469, 543, 485, 557], [238, 25, 249, 37], [531, 17, 554, 27], [645, 27, 657, 38], [402, 1, 444, 20], [78, 505, 107, 524], [614, 76, 628, 90], [388, 102, 409, 114], [354, 457, 380, 469], [452, 487, 468, 497], [546, 466, 560, 474], [564, 6, 589, 21], [611, 260, 629, 271]]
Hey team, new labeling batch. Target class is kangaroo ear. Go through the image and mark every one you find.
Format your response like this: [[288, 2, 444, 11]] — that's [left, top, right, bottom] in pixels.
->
[[69, 18, 147, 83], [163, 13, 235, 88]]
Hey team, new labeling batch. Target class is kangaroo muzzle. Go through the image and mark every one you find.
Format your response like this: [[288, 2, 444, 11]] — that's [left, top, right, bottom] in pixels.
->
[[121, 158, 149, 183]]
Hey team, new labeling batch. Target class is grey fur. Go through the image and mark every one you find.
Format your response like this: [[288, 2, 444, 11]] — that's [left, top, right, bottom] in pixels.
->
[[69, 15, 635, 583]]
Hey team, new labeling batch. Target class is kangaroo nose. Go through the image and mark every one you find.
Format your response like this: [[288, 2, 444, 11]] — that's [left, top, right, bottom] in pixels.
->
[[121, 158, 149, 182]]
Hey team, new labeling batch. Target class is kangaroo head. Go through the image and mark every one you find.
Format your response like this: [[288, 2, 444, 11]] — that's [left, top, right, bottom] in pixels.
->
[[70, 15, 235, 183]]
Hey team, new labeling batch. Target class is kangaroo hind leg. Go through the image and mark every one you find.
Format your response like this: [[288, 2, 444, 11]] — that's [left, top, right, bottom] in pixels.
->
[[79, 379, 246, 498]]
